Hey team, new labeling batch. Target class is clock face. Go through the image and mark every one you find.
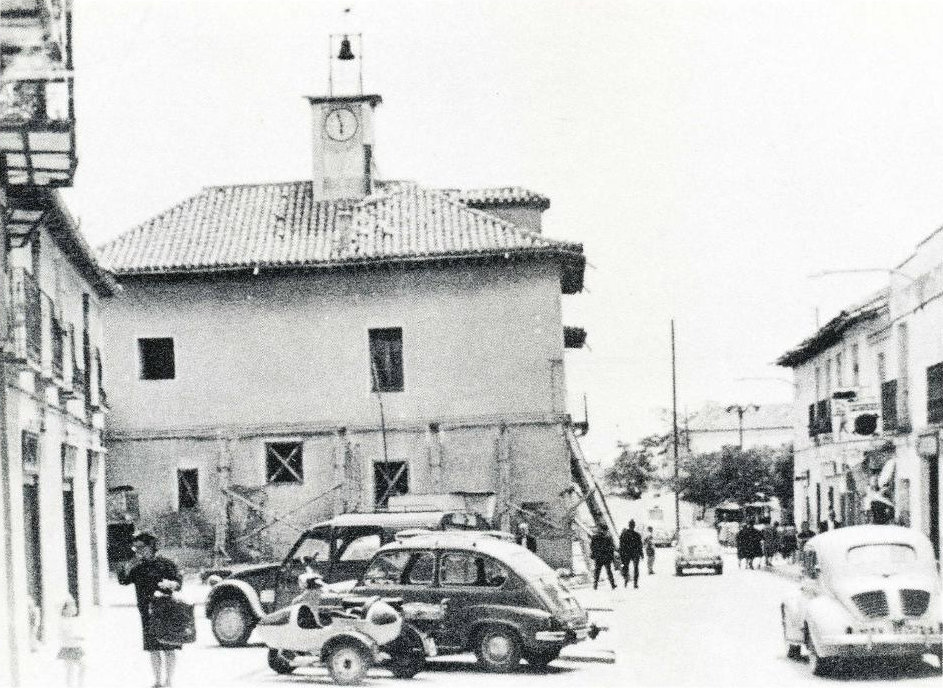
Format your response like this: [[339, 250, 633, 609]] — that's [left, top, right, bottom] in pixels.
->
[[324, 107, 359, 142]]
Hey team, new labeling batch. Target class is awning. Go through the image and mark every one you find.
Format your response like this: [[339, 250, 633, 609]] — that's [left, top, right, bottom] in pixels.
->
[[878, 458, 896, 487]]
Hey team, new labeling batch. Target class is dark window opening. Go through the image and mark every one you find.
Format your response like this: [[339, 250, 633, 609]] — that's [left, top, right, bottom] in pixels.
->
[[927, 362, 943, 425], [369, 328, 404, 392], [177, 469, 199, 509], [266, 441, 303, 484], [881, 379, 898, 432], [138, 338, 175, 380], [374, 461, 408, 509]]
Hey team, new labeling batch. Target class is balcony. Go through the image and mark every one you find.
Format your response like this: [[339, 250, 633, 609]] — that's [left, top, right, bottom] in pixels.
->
[[0, 0, 76, 187]]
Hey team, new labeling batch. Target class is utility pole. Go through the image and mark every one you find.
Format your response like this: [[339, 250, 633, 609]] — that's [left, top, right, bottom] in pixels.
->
[[671, 320, 679, 534], [726, 404, 760, 449]]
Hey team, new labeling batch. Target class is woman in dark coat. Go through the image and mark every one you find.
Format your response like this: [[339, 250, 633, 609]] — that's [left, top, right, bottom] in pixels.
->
[[735, 522, 748, 568], [118, 532, 183, 688]]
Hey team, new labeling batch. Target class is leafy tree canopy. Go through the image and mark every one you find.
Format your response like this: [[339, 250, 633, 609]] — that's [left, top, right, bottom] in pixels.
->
[[603, 433, 665, 499]]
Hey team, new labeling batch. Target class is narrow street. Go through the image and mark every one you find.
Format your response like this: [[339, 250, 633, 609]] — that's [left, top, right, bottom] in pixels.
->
[[28, 550, 939, 688]]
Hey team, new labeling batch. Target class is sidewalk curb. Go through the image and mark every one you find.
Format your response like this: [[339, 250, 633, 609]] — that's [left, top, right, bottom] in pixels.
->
[[558, 649, 617, 665]]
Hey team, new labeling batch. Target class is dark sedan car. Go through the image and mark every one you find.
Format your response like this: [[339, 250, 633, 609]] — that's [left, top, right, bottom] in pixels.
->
[[351, 533, 597, 672]]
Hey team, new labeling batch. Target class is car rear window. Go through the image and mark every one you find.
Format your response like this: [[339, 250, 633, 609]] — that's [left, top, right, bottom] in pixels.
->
[[846, 544, 916, 567]]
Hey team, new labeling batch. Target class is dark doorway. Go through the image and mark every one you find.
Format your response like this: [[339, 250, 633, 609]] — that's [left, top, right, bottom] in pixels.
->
[[63, 483, 80, 610], [22, 478, 42, 638]]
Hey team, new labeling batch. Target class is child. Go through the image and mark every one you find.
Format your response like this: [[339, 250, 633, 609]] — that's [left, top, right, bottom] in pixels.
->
[[57, 597, 84, 688]]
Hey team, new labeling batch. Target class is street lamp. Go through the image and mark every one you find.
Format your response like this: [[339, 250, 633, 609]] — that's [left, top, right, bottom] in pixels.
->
[[726, 404, 760, 450]]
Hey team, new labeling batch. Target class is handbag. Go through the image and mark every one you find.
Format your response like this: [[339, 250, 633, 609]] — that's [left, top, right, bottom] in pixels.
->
[[150, 595, 197, 646]]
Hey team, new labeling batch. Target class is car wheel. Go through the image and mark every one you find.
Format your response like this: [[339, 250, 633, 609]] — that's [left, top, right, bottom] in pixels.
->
[[675, 567, 683, 576], [211, 599, 255, 647], [326, 642, 371, 685], [715, 565, 723, 575], [805, 626, 834, 676], [267, 649, 296, 675], [524, 647, 561, 670], [475, 627, 522, 672], [385, 625, 426, 679]]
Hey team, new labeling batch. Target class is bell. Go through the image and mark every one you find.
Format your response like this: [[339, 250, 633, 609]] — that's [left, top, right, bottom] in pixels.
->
[[337, 36, 355, 61]]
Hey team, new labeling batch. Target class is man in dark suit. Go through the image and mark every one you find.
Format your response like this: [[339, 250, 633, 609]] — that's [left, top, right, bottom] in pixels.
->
[[590, 525, 617, 590], [515, 522, 537, 553], [619, 520, 644, 588]]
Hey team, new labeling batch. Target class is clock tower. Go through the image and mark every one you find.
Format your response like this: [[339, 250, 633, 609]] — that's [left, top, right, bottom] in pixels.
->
[[307, 93, 382, 201]]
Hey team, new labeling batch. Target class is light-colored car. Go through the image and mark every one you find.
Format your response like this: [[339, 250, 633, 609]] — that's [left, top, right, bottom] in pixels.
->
[[781, 525, 942, 676], [674, 527, 723, 575]]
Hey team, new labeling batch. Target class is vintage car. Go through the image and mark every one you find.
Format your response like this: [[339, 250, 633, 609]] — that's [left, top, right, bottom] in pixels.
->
[[204, 510, 491, 646], [674, 527, 723, 575], [349, 533, 600, 672], [781, 525, 943, 676], [650, 527, 676, 548]]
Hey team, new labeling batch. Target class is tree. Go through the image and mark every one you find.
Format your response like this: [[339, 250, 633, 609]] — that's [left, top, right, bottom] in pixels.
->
[[770, 444, 795, 519], [668, 444, 791, 516], [671, 451, 722, 517], [603, 434, 663, 499]]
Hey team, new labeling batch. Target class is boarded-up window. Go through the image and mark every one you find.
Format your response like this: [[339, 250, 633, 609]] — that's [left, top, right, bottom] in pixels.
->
[[374, 461, 408, 509], [177, 469, 199, 509], [266, 442, 303, 484], [369, 328, 403, 392], [138, 338, 175, 380]]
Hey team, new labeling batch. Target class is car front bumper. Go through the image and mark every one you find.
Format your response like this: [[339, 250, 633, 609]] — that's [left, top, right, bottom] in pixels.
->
[[819, 632, 943, 657], [534, 623, 601, 644], [677, 558, 722, 567]]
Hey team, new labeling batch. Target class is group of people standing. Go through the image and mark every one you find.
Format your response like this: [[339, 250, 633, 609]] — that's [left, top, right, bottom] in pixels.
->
[[735, 520, 811, 569], [589, 520, 656, 590]]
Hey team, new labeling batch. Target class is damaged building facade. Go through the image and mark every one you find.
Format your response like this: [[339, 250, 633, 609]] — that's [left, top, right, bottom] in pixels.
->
[[97, 92, 590, 569]]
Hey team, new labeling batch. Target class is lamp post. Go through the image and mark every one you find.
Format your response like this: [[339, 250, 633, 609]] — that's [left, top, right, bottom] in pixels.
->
[[726, 404, 760, 450]]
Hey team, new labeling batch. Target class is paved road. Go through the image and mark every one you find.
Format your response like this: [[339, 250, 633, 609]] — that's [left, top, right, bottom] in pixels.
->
[[23, 551, 941, 687]]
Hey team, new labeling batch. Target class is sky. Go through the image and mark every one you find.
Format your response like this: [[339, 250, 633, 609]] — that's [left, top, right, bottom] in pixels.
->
[[61, 0, 943, 464]]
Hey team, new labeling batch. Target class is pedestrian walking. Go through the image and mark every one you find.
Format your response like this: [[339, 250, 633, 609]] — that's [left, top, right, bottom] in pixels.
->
[[590, 525, 617, 590], [763, 521, 781, 567], [515, 522, 537, 553], [779, 525, 798, 563], [118, 531, 184, 688], [57, 597, 85, 688], [735, 522, 748, 568], [797, 521, 815, 552], [643, 526, 656, 574], [743, 521, 762, 569], [618, 520, 644, 588]]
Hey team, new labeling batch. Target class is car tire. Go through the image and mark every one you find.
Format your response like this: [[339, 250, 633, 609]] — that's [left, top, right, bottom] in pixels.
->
[[326, 641, 371, 685], [524, 647, 561, 670], [385, 625, 426, 679], [714, 565, 723, 575], [805, 626, 834, 677], [475, 627, 522, 672], [675, 567, 683, 576], [210, 599, 255, 647], [267, 649, 296, 675]]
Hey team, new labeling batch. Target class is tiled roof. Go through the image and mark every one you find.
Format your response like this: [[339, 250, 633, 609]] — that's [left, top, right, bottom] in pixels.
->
[[776, 289, 888, 368], [96, 181, 583, 291], [449, 187, 551, 210], [376, 182, 551, 210]]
